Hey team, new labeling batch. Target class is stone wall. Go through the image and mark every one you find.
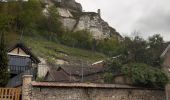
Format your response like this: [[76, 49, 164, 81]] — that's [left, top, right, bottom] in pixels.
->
[[37, 58, 49, 78], [30, 82, 165, 100]]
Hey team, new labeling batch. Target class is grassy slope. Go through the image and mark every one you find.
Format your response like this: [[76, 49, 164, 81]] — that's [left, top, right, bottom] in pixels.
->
[[6, 32, 20, 47], [20, 35, 108, 64], [6, 32, 107, 66]]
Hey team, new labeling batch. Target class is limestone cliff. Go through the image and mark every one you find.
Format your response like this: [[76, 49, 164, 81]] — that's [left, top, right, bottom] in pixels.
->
[[44, 0, 122, 40]]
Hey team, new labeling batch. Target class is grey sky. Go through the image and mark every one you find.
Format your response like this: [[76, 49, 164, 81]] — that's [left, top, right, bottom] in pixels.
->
[[76, 0, 170, 41]]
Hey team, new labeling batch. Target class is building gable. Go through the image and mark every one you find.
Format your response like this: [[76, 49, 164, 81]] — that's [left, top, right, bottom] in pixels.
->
[[8, 47, 30, 57], [8, 43, 40, 64]]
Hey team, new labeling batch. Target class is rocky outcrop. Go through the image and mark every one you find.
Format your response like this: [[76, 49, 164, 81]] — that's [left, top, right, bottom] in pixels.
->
[[73, 12, 120, 39], [52, 0, 82, 12], [45, 0, 122, 40]]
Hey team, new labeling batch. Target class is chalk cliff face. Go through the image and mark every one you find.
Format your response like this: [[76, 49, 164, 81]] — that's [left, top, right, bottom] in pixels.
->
[[45, 0, 122, 40]]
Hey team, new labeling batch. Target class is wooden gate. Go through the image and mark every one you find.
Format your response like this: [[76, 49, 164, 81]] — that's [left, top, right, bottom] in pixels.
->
[[0, 88, 21, 100]]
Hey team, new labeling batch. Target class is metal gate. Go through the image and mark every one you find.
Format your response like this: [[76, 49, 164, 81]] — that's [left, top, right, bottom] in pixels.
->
[[0, 88, 21, 100]]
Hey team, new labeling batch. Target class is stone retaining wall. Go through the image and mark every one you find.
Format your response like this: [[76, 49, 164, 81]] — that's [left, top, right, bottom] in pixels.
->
[[31, 87, 165, 100], [22, 76, 166, 100]]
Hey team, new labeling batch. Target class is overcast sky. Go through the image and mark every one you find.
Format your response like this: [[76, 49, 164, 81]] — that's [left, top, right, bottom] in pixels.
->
[[76, 0, 170, 41]]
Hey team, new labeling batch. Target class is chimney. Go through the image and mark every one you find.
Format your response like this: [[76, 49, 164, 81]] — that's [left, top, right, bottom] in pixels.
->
[[97, 9, 101, 17]]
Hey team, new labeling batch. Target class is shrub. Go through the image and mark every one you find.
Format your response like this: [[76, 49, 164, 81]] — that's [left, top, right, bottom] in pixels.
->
[[122, 63, 168, 88], [0, 33, 9, 87], [103, 72, 114, 83], [97, 37, 122, 56], [61, 30, 93, 49], [104, 59, 122, 75]]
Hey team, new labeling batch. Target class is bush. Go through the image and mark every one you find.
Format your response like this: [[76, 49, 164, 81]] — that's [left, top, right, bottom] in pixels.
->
[[103, 58, 125, 84], [122, 63, 168, 88], [104, 59, 122, 75], [103, 72, 114, 83], [0, 33, 9, 87], [61, 30, 93, 49], [97, 37, 122, 56], [40, 6, 64, 41]]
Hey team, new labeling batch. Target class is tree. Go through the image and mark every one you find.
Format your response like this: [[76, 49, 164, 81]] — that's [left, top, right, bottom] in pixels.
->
[[103, 72, 114, 83], [0, 33, 9, 87], [97, 37, 122, 56], [0, 0, 44, 35], [122, 36, 148, 64], [61, 30, 93, 49], [122, 63, 168, 88], [45, 6, 63, 40], [104, 58, 122, 75], [148, 34, 163, 49], [147, 34, 164, 67], [0, 14, 14, 32], [17, 0, 44, 34]]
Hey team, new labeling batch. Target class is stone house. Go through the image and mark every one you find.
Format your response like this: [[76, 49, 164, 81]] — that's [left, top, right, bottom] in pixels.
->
[[160, 44, 170, 100], [161, 44, 170, 77]]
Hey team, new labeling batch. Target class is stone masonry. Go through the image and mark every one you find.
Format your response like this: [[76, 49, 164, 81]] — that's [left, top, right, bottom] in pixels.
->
[[31, 87, 165, 100], [28, 82, 165, 100], [22, 75, 33, 100], [22, 76, 166, 100]]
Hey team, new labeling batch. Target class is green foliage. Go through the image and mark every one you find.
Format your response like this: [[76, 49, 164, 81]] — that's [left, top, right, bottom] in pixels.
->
[[97, 37, 122, 56], [103, 72, 114, 83], [0, 2, 167, 88], [122, 36, 148, 63], [0, 1, 122, 57], [103, 34, 168, 87], [147, 34, 164, 67], [122, 63, 168, 88], [148, 34, 163, 48], [61, 30, 122, 56], [24, 36, 107, 63], [0, 0, 44, 35], [36, 77, 45, 82], [103, 57, 127, 84], [40, 6, 64, 41], [0, 14, 14, 32], [121, 35, 164, 68], [104, 58, 122, 75], [61, 30, 93, 49], [0, 33, 9, 87]]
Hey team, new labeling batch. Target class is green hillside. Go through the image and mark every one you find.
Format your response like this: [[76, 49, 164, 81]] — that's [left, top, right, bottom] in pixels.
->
[[1, 0, 119, 64], [6, 33, 107, 64], [24, 36, 107, 63]]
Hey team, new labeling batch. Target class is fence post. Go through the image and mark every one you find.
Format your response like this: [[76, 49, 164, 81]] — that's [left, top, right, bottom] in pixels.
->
[[22, 75, 33, 100]]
